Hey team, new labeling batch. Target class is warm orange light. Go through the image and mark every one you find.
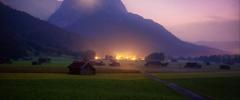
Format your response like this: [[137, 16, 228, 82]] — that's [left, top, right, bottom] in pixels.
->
[[131, 57, 136, 61], [115, 53, 138, 61], [116, 57, 120, 60], [115, 55, 122, 60], [95, 56, 100, 60]]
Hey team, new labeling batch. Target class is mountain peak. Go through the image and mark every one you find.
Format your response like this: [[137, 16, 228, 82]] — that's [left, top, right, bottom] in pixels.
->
[[62, 0, 127, 12], [49, 0, 127, 27]]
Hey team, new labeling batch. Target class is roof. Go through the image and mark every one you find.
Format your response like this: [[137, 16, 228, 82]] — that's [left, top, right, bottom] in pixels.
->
[[68, 61, 94, 69]]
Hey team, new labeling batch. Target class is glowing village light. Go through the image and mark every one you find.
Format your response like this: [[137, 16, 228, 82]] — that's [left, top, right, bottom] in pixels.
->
[[95, 56, 100, 60], [115, 53, 138, 61], [116, 55, 122, 60], [131, 57, 137, 61]]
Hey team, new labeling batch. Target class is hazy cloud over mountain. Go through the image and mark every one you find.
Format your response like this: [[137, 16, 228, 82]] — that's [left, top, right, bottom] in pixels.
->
[[169, 19, 240, 42]]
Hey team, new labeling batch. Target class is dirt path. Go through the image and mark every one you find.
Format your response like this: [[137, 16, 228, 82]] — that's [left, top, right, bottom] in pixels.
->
[[141, 71, 208, 100]]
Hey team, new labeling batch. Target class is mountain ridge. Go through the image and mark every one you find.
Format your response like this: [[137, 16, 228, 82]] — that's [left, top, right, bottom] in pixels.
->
[[196, 41, 240, 54], [49, 0, 224, 56]]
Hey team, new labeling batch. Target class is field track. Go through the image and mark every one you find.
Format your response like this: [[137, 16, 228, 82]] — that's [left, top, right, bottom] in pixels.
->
[[142, 72, 208, 100]]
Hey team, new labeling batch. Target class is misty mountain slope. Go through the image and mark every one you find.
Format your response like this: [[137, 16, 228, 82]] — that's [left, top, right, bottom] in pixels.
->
[[169, 20, 240, 42], [196, 41, 240, 54], [49, 0, 223, 56], [0, 2, 75, 58]]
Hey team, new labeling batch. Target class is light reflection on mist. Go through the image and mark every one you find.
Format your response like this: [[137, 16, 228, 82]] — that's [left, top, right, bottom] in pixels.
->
[[77, 0, 101, 13]]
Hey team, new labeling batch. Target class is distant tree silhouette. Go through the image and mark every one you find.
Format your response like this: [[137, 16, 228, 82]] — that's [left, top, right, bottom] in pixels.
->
[[193, 55, 240, 64], [82, 50, 96, 61]]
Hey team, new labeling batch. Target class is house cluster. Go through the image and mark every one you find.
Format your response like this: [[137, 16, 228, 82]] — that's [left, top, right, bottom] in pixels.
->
[[144, 53, 233, 70]]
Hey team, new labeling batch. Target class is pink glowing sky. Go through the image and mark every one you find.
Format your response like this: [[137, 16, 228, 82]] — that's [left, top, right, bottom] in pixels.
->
[[123, 0, 240, 26], [123, 0, 240, 42]]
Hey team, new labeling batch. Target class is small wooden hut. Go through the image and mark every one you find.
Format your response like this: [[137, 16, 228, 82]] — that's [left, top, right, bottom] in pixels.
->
[[109, 60, 120, 67], [220, 65, 231, 70], [184, 62, 202, 69], [68, 61, 96, 75]]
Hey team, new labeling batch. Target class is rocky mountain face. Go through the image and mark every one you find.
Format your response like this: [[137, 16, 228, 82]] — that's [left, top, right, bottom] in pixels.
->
[[49, 0, 127, 27], [49, 0, 223, 56]]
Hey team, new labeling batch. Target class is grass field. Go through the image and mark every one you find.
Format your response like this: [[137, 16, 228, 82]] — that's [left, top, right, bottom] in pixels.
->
[[0, 57, 73, 68], [1, 72, 240, 100], [1, 58, 240, 100], [155, 72, 240, 100], [0, 73, 186, 100]]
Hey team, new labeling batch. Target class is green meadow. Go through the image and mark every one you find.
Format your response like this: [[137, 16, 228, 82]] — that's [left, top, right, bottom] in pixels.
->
[[0, 73, 185, 100], [156, 72, 240, 100], [1, 59, 240, 100]]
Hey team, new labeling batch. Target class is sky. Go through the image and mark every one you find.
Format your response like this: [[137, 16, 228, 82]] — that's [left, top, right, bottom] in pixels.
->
[[1, 0, 240, 42], [123, 0, 240, 26], [122, 0, 240, 42]]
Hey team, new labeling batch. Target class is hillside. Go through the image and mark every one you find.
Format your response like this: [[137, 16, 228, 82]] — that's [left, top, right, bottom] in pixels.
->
[[0, 3, 74, 58]]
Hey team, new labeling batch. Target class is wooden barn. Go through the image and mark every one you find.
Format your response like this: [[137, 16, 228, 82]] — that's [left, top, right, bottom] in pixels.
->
[[68, 61, 96, 75], [145, 61, 169, 67], [184, 62, 202, 69], [144, 52, 168, 67], [220, 65, 231, 70], [32, 57, 51, 65], [92, 60, 106, 66], [38, 58, 51, 64], [109, 60, 120, 67]]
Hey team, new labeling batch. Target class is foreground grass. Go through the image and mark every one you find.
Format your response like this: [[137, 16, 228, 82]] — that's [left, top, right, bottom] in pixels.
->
[[0, 73, 185, 100], [155, 71, 240, 100]]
